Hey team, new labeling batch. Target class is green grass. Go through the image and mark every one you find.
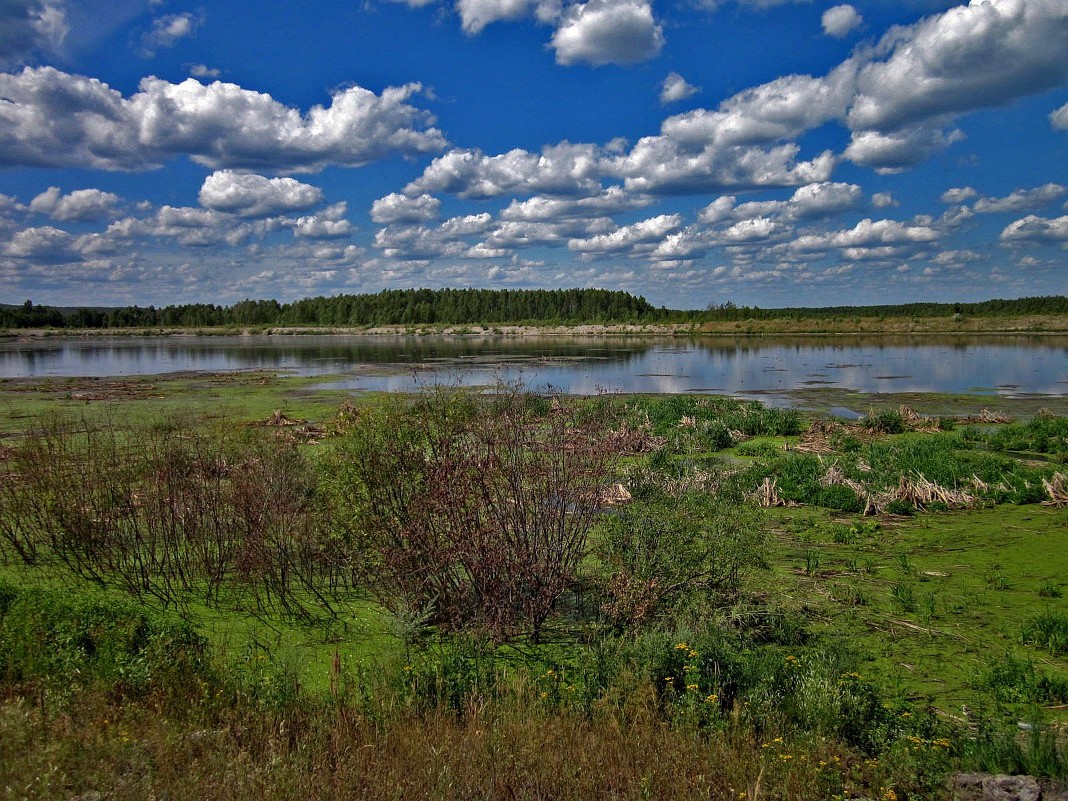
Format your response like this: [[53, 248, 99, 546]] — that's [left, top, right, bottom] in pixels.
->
[[759, 503, 1068, 720], [0, 371, 356, 436]]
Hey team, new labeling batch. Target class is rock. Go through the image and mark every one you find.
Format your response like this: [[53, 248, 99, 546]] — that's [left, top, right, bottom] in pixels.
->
[[984, 775, 1040, 801], [952, 773, 986, 801], [1039, 779, 1068, 801], [950, 774, 1044, 801]]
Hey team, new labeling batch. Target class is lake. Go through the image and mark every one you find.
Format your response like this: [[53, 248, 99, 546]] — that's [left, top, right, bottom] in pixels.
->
[[2, 334, 1066, 403]]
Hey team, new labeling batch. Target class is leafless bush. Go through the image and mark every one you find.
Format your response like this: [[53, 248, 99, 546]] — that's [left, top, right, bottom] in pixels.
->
[[0, 414, 347, 623], [325, 386, 623, 642]]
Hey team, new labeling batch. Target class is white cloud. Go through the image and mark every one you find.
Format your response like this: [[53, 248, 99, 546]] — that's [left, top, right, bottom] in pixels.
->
[[371, 192, 442, 224], [1000, 214, 1068, 242], [189, 64, 220, 79], [792, 218, 940, 252], [396, 0, 1068, 208], [849, 0, 1068, 134], [3, 225, 73, 259], [1052, 102, 1068, 131], [294, 214, 354, 239], [140, 12, 198, 57], [781, 181, 862, 220], [719, 217, 787, 243], [660, 72, 699, 105], [457, 0, 559, 33], [697, 196, 737, 225], [405, 143, 604, 199], [198, 171, 324, 218], [973, 183, 1066, 213], [872, 192, 897, 209], [844, 124, 965, 172], [612, 140, 836, 194], [696, 0, 808, 10], [0, 67, 446, 172], [0, 0, 68, 68], [821, 4, 862, 38], [29, 186, 120, 221], [940, 186, 978, 204], [499, 186, 647, 221], [550, 0, 664, 66], [440, 212, 495, 237], [568, 213, 682, 254]]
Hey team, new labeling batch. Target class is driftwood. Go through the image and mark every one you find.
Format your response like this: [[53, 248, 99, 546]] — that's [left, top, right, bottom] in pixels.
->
[[752, 476, 796, 508], [1042, 472, 1068, 507], [958, 409, 1014, 424], [867, 471, 976, 514], [252, 410, 326, 443], [598, 483, 633, 506]]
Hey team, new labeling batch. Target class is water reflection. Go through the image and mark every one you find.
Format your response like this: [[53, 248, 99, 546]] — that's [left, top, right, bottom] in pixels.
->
[[0, 334, 1065, 398]]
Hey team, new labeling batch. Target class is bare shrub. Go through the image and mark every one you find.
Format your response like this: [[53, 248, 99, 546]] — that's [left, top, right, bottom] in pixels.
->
[[0, 414, 345, 623], [324, 386, 622, 641]]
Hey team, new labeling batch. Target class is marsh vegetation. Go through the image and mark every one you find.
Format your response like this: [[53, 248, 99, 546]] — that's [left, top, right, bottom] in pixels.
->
[[1, 382, 1066, 799]]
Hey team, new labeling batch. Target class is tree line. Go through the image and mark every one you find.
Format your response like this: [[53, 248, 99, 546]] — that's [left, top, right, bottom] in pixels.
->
[[1, 291, 1066, 329]]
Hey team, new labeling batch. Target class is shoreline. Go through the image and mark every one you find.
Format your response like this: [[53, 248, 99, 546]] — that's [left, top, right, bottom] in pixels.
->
[[3, 313, 1068, 340]]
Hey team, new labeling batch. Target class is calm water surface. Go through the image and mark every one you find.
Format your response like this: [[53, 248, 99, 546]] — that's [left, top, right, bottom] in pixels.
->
[[1, 334, 1066, 400]]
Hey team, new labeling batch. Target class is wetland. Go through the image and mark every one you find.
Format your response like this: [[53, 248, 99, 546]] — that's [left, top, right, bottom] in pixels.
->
[[1, 331, 1066, 800]]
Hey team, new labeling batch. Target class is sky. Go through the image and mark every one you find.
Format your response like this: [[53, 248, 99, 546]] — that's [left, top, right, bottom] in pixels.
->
[[0, 0, 1066, 309]]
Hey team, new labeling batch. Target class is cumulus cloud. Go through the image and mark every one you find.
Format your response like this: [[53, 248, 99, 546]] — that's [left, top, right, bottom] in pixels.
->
[[792, 218, 939, 252], [844, 125, 965, 172], [940, 186, 978, 204], [719, 217, 787, 244], [198, 171, 324, 217], [397, 0, 1068, 204], [294, 214, 354, 239], [660, 72, 699, 105], [500, 186, 647, 221], [3, 225, 74, 260], [140, 12, 199, 57], [612, 140, 836, 194], [405, 143, 603, 199], [821, 4, 862, 38], [872, 192, 897, 209], [744, 181, 863, 221], [28, 186, 120, 221], [849, 0, 1068, 134], [1000, 214, 1068, 242], [696, 0, 807, 10], [0, 67, 446, 172], [550, 0, 664, 66], [568, 213, 682, 254], [371, 193, 442, 224], [972, 183, 1066, 213], [189, 64, 220, 79], [1053, 102, 1068, 131], [457, 0, 560, 33], [0, 0, 68, 68]]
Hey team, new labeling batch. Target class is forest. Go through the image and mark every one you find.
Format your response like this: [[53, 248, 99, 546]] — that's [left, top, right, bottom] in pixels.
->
[[2, 290, 1067, 329]]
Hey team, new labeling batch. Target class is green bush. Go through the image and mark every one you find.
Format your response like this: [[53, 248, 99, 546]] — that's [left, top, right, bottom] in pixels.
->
[[816, 483, 864, 512], [1022, 611, 1068, 656], [980, 652, 1068, 705], [862, 410, 906, 434], [0, 581, 210, 698], [592, 489, 765, 629]]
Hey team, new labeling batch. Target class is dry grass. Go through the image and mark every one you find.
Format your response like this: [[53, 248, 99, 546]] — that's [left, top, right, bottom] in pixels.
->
[[0, 688, 876, 801]]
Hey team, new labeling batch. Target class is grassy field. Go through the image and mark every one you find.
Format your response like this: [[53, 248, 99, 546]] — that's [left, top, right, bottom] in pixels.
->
[[1, 374, 1066, 799]]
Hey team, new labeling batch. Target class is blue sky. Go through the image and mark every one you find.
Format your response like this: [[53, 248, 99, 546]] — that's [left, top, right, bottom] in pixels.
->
[[1, 0, 1066, 309]]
